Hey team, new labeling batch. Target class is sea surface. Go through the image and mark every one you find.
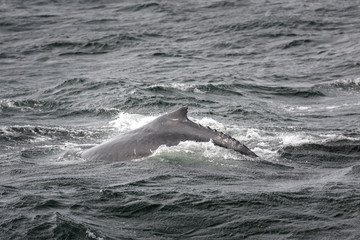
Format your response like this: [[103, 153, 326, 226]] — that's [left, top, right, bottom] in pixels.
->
[[1, 0, 360, 239]]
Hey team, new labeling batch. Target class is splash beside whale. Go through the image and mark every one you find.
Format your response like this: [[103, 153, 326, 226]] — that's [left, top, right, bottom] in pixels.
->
[[81, 107, 258, 161]]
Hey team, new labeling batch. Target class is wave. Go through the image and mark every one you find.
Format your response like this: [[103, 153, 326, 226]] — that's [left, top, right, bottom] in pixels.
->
[[0, 98, 118, 119], [0, 78, 124, 119], [145, 83, 245, 96], [94, 180, 360, 239], [212, 16, 332, 34], [144, 82, 327, 101], [280, 139, 360, 167], [315, 78, 360, 92], [0, 125, 100, 144], [205, 1, 238, 9], [0, 125, 100, 163], [227, 83, 325, 98], [0, 98, 60, 113], [3, 211, 103, 240], [118, 2, 162, 12], [21, 33, 141, 56], [43, 78, 123, 96]]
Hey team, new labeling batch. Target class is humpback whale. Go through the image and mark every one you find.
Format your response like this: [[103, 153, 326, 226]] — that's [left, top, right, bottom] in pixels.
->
[[81, 107, 258, 161]]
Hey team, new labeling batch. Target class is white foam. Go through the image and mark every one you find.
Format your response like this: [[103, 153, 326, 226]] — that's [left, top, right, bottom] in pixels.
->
[[332, 77, 360, 87], [29, 136, 52, 143], [110, 112, 227, 133], [0, 99, 38, 112], [109, 112, 157, 132], [191, 117, 226, 131], [280, 100, 360, 114], [280, 133, 317, 146], [148, 83, 205, 93], [151, 140, 241, 161], [86, 230, 104, 240]]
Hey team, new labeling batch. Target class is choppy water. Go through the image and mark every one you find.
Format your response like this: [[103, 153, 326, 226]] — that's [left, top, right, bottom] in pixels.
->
[[1, 0, 360, 239]]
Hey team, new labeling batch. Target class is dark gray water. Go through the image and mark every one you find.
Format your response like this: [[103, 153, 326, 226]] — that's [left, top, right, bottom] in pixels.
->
[[1, 0, 360, 239]]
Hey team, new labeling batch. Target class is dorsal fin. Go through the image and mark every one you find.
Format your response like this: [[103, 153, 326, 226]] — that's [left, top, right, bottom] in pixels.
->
[[166, 107, 188, 120]]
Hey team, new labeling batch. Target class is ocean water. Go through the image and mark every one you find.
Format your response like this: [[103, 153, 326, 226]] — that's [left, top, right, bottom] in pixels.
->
[[1, 0, 360, 239]]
